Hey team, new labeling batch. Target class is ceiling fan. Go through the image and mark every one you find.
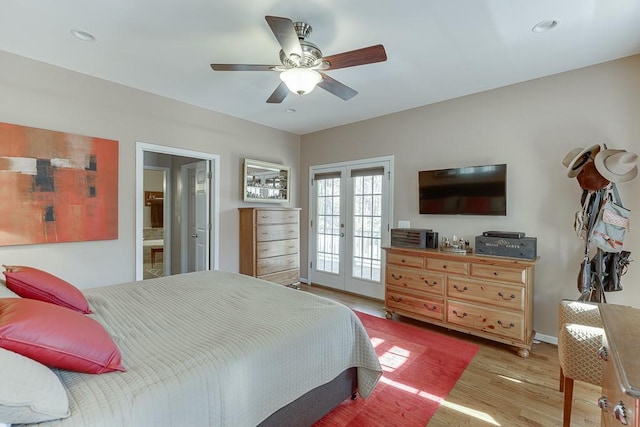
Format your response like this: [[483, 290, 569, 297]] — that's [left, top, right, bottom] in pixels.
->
[[210, 16, 387, 103]]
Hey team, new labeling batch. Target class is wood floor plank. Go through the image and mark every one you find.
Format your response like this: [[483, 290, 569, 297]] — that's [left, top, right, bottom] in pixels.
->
[[300, 283, 602, 426]]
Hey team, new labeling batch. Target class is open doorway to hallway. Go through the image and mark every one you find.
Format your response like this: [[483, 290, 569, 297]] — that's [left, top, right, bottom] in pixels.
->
[[135, 142, 220, 281]]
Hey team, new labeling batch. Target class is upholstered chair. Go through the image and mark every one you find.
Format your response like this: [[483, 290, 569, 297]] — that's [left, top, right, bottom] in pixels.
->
[[557, 300, 604, 427]]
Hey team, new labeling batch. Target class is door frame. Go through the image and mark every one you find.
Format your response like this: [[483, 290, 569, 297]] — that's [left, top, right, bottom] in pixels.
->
[[308, 155, 394, 298], [135, 142, 220, 280]]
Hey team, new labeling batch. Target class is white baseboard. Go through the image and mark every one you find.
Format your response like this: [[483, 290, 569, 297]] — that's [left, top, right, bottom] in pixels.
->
[[534, 332, 557, 345], [300, 277, 310, 284]]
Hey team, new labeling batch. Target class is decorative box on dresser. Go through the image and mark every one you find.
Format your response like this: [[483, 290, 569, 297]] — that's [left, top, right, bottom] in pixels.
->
[[383, 246, 537, 357], [599, 304, 640, 427], [239, 207, 301, 287]]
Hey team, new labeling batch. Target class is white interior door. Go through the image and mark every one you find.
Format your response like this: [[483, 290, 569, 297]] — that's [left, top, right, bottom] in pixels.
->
[[309, 157, 393, 300], [194, 160, 209, 271]]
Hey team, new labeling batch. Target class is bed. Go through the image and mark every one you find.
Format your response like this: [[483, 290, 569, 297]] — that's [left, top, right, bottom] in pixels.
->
[[0, 270, 382, 427]]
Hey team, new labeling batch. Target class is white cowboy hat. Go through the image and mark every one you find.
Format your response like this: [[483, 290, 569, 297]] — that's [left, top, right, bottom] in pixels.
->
[[563, 144, 601, 178], [594, 149, 639, 183]]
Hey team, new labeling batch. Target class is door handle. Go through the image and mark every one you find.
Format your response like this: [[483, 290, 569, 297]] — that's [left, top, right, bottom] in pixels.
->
[[340, 233, 345, 237], [192, 234, 198, 238]]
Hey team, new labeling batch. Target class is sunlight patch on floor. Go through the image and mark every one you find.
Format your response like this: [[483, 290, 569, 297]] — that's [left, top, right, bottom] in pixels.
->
[[379, 376, 443, 402], [378, 345, 410, 372], [370, 337, 385, 348], [440, 400, 501, 426], [498, 374, 523, 383]]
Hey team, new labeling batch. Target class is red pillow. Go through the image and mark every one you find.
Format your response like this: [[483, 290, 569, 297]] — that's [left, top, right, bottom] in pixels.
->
[[0, 298, 125, 374], [3, 265, 92, 314]]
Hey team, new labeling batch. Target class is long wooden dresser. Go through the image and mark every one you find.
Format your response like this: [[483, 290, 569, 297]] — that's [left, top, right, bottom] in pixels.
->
[[239, 207, 301, 287], [599, 304, 640, 426], [383, 246, 537, 357]]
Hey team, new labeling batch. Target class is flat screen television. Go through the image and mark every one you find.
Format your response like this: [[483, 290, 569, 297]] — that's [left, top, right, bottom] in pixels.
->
[[419, 164, 507, 215]]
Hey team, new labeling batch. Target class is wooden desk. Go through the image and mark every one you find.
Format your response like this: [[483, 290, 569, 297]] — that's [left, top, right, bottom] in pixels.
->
[[599, 304, 640, 426]]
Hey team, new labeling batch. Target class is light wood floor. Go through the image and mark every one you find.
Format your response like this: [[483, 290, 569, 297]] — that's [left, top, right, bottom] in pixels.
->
[[300, 283, 602, 427]]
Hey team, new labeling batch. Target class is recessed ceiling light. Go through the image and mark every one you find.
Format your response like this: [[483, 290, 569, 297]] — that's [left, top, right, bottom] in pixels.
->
[[532, 19, 559, 33], [285, 108, 296, 113], [70, 29, 96, 42]]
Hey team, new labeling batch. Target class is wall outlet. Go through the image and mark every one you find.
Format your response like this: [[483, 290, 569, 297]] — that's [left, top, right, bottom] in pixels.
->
[[398, 220, 411, 229]]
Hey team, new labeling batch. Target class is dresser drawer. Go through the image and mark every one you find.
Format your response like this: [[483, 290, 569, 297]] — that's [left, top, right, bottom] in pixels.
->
[[257, 254, 298, 275], [447, 278, 524, 310], [447, 300, 525, 341], [256, 239, 299, 259], [470, 263, 526, 285], [387, 266, 444, 296], [426, 258, 468, 276], [255, 209, 299, 225], [387, 252, 425, 269], [258, 269, 300, 286], [386, 289, 444, 321], [256, 224, 298, 242]]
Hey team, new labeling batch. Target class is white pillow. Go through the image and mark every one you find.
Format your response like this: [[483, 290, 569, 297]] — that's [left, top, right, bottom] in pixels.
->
[[0, 347, 70, 423]]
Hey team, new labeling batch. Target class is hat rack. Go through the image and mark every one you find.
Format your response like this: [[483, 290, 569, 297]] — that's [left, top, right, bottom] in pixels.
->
[[565, 144, 637, 303]]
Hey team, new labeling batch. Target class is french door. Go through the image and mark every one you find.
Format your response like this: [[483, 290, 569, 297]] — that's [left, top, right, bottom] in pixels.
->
[[309, 157, 393, 300]]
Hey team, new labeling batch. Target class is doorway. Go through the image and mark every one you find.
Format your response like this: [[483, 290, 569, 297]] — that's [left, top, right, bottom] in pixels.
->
[[135, 142, 220, 281], [142, 167, 170, 278], [308, 156, 394, 300]]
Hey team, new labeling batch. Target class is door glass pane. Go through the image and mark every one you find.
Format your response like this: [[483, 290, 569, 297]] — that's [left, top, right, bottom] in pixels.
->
[[352, 174, 383, 281], [316, 177, 341, 274]]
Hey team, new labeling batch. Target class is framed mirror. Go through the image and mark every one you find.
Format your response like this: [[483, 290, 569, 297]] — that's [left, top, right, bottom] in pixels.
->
[[243, 159, 290, 203]]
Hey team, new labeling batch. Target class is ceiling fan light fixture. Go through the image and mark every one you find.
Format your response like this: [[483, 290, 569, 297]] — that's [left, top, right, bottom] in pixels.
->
[[279, 68, 322, 95]]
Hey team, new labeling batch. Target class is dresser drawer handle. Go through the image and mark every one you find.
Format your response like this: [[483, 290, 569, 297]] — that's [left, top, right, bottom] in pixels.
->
[[497, 320, 515, 329], [498, 292, 516, 300], [390, 295, 403, 303], [423, 303, 438, 311], [493, 271, 499, 276], [442, 265, 447, 269], [453, 284, 468, 292], [424, 279, 437, 286], [613, 402, 628, 424], [598, 346, 608, 361], [598, 396, 609, 412], [401, 258, 406, 263], [452, 310, 467, 319], [391, 273, 403, 280]]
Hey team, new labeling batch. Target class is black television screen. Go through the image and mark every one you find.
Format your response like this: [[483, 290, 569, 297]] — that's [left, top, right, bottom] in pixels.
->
[[419, 164, 507, 215]]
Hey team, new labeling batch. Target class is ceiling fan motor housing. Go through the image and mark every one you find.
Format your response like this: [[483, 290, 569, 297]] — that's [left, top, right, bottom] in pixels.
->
[[279, 22, 323, 68]]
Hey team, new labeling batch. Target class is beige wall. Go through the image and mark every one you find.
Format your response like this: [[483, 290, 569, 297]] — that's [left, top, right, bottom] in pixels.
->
[[300, 55, 640, 339], [0, 50, 300, 288]]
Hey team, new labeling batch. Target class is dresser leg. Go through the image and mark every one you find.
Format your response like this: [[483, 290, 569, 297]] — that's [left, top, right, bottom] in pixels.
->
[[516, 348, 530, 358]]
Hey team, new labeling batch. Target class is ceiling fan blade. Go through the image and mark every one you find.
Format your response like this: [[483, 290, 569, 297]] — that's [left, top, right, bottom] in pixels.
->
[[266, 82, 289, 104], [210, 64, 276, 72], [317, 73, 358, 101], [323, 44, 387, 70], [265, 16, 303, 61]]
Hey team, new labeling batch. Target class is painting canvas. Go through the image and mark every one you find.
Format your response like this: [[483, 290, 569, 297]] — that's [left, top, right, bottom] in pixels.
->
[[0, 122, 118, 246]]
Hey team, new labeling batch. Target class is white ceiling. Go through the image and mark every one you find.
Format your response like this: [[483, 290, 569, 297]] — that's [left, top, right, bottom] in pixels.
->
[[1, 1, 640, 135]]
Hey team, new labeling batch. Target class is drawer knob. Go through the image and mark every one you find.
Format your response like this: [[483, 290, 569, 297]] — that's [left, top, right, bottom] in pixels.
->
[[401, 258, 406, 263], [613, 402, 628, 425], [390, 295, 403, 302], [493, 271, 498, 276], [497, 320, 515, 329], [424, 279, 437, 286], [391, 273, 403, 280], [598, 396, 609, 412], [423, 303, 437, 311], [498, 292, 516, 300], [453, 284, 468, 292], [452, 310, 467, 319], [598, 346, 608, 362]]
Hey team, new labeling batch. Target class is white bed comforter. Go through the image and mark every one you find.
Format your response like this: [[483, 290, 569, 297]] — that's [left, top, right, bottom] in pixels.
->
[[24, 271, 382, 427]]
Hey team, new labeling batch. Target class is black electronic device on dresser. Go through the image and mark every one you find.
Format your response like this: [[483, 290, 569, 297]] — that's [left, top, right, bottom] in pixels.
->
[[475, 231, 537, 260]]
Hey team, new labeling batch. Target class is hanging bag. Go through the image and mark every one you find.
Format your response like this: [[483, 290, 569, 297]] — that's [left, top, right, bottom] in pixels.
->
[[590, 185, 630, 253]]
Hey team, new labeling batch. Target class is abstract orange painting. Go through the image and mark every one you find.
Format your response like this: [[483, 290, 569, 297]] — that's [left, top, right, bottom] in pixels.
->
[[0, 122, 118, 246]]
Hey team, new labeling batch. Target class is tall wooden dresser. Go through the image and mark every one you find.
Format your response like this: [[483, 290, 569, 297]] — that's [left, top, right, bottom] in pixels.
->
[[239, 207, 301, 287], [383, 246, 537, 357]]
